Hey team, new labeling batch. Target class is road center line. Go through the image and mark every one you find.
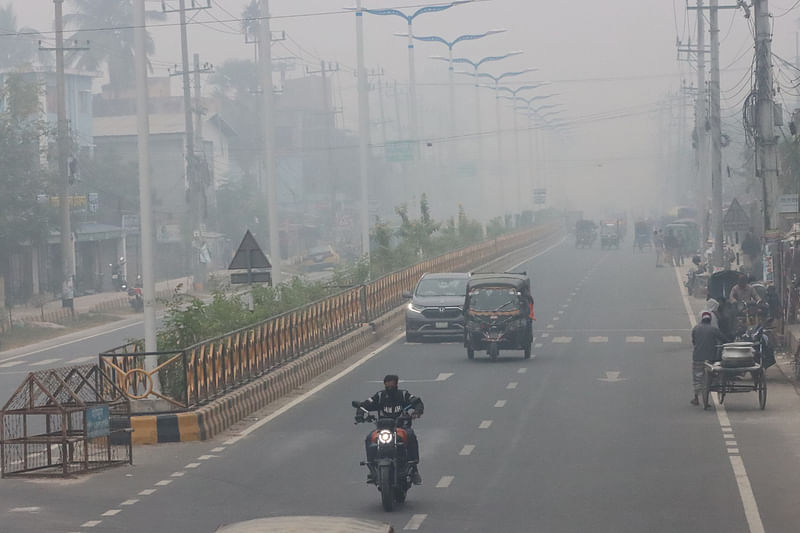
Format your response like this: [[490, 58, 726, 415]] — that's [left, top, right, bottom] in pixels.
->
[[101, 510, 121, 517], [404, 514, 428, 530], [435, 475, 454, 488], [506, 382, 518, 390], [517, 368, 527, 374], [479, 420, 493, 429], [674, 266, 765, 533], [494, 400, 507, 407], [459, 444, 475, 456]]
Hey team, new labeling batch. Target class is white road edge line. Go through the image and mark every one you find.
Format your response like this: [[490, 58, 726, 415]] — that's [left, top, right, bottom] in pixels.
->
[[674, 267, 765, 533], [404, 514, 428, 530]]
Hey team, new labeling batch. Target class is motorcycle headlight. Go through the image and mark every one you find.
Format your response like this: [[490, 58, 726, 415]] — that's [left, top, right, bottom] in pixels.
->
[[378, 430, 393, 444], [407, 303, 425, 313]]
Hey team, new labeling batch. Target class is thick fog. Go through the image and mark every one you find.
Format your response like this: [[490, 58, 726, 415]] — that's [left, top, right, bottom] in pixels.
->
[[7, 0, 800, 240]]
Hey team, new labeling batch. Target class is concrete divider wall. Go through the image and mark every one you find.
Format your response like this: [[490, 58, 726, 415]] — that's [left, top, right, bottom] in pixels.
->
[[131, 226, 562, 445]]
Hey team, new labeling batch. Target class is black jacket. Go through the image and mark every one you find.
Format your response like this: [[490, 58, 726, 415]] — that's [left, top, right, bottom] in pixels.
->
[[691, 322, 727, 362], [360, 389, 424, 425]]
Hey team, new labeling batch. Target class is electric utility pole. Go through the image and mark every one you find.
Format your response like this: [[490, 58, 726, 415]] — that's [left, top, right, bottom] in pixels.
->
[[259, 0, 282, 283], [164, 0, 209, 288], [44, 1, 87, 303], [696, 0, 709, 245], [710, 0, 724, 267], [356, 0, 372, 261], [754, 0, 779, 232], [192, 54, 213, 149]]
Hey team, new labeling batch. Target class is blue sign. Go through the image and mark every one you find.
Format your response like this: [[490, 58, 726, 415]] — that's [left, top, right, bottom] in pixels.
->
[[86, 405, 110, 439]]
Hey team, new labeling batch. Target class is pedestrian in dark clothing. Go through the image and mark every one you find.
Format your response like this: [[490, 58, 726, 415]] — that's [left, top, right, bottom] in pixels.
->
[[690, 312, 727, 405]]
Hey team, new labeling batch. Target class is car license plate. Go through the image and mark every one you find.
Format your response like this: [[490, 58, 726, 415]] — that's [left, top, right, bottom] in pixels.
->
[[435, 322, 448, 329]]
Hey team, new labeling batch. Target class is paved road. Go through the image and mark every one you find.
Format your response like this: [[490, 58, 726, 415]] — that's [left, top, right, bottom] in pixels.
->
[[3, 240, 800, 532]]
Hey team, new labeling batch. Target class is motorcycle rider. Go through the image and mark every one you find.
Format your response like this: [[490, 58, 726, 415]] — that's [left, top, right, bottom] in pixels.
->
[[356, 374, 424, 485], [729, 274, 762, 306]]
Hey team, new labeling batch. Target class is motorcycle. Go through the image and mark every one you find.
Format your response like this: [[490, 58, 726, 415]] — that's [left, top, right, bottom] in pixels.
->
[[128, 287, 143, 311], [352, 401, 416, 512], [110, 260, 128, 292], [739, 322, 775, 369]]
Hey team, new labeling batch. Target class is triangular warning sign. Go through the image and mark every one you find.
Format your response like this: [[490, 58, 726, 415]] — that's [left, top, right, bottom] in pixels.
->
[[228, 230, 271, 270], [723, 198, 751, 232]]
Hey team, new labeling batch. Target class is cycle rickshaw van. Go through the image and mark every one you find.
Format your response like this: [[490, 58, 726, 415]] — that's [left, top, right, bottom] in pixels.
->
[[463, 273, 534, 361]]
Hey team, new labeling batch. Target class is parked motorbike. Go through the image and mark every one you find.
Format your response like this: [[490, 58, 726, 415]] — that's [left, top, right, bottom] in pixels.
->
[[128, 287, 143, 311], [352, 401, 416, 512], [739, 323, 775, 369]]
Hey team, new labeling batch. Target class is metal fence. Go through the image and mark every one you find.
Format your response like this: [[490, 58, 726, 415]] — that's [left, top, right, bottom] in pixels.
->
[[100, 225, 556, 411], [0, 364, 132, 477]]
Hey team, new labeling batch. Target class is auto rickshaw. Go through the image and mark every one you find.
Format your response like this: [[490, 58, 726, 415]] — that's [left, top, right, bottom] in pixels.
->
[[464, 273, 534, 361]]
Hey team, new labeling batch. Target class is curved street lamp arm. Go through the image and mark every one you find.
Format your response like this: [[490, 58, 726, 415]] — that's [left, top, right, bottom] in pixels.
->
[[411, 1, 472, 21]]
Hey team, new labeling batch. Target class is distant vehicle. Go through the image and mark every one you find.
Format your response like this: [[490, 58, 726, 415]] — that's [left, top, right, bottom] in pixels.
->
[[633, 220, 653, 252], [301, 245, 340, 272], [403, 273, 470, 342], [575, 220, 597, 248], [599, 221, 621, 249], [463, 272, 534, 360]]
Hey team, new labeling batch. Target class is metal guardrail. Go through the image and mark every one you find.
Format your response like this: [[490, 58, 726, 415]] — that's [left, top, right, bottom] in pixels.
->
[[99, 225, 557, 411]]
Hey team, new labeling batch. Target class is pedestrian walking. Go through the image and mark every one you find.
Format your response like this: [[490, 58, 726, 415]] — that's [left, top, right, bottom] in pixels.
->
[[690, 311, 727, 406], [654, 230, 664, 267]]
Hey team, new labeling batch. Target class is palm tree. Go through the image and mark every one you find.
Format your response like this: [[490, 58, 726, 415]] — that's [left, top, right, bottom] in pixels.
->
[[63, 0, 164, 93], [0, 4, 43, 69], [242, 0, 260, 43]]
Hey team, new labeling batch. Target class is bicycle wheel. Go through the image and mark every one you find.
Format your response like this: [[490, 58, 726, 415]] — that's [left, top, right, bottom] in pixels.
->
[[757, 370, 767, 410]]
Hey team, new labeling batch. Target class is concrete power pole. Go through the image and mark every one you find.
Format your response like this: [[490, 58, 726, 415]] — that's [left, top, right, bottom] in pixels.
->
[[356, 0, 372, 261], [754, 0, 780, 232], [710, 0, 724, 267], [53, 0, 75, 304], [259, 0, 282, 284], [134, 0, 157, 352], [695, 0, 709, 245]]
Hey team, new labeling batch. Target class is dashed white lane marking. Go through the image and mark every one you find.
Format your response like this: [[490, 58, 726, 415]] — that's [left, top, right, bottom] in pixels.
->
[[552, 316, 560, 321], [154, 480, 172, 486], [722, 427, 733, 433], [552, 337, 572, 344], [626, 336, 645, 343], [517, 368, 527, 374], [674, 267, 764, 533], [9, 507, 40, 513], [81, 521, 102, 528], [540, 333, 549, 338], [30, 358, 61, 366], [197, 454, 216, 460], [535, 343, 543, 348], [495, 400, 507, 408], [404, 514, 428, 530], [436, 475, 455, 488], [479, 420, 493, 429], [185, 463, 201, 469], [729, 448, 740, 454], [101, 510, 121, 517], [69, 356, 96, 364], [170, 472, 184, 477], [546, 324, 554, 329], [0, 360, 25, 368], [588, 336, 608, 343], [459, 445, 475, 456], [506, 382, 518, 390], [138, 489, 156, 496], [120, 500, 139, 506], [558, 310, 565, 314], [435, 372, 454, 381], [571, 292, 577, 296], [662, 336, 682, 343], [561, 303, 569, 308], [211, 447, 226, 453]]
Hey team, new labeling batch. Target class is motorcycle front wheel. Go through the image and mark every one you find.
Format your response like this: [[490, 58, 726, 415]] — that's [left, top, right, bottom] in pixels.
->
[[379, 464, 394, 512]]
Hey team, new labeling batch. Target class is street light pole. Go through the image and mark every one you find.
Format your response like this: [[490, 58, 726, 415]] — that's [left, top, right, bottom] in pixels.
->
[[355, 0, 371, 261]]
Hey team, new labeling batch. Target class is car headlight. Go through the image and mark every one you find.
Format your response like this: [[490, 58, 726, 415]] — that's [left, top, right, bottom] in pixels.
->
[[378, 430, 393, 444], [408, 302, 425, 313]]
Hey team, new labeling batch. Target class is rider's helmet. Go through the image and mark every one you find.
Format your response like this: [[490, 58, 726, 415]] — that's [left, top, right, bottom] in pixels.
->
[[383, 374, 399, 391], [692, 255, 701, 266]]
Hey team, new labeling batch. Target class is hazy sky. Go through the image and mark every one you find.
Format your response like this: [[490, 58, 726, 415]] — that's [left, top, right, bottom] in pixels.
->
[[7, 0, 800, 214]]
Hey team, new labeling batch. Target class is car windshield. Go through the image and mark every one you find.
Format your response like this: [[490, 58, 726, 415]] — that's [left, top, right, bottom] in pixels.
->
[[415, 278, 468, 297], [468, 287, 521, 312]]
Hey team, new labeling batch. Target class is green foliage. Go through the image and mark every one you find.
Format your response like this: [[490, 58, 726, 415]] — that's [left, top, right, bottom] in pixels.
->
[[156, 199, 506, 351], [0, 5, 42, 69], [0, 75, 50, 251]]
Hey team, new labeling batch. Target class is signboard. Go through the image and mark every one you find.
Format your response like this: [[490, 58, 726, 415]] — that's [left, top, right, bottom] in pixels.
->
[[122, 214, 140, 231], [533, 188, 547, 205], [86, 405, 110, 439], [231, 272, 271, 284], [723, 198, 751, 232], [157, 224, 182, 243], [779, 194, 799, 214], [229, 230, 272, 285], [385, 140, 415, 163]]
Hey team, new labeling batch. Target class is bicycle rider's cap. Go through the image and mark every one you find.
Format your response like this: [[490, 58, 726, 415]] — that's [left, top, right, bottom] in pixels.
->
[[701, 311, 712, 321]]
